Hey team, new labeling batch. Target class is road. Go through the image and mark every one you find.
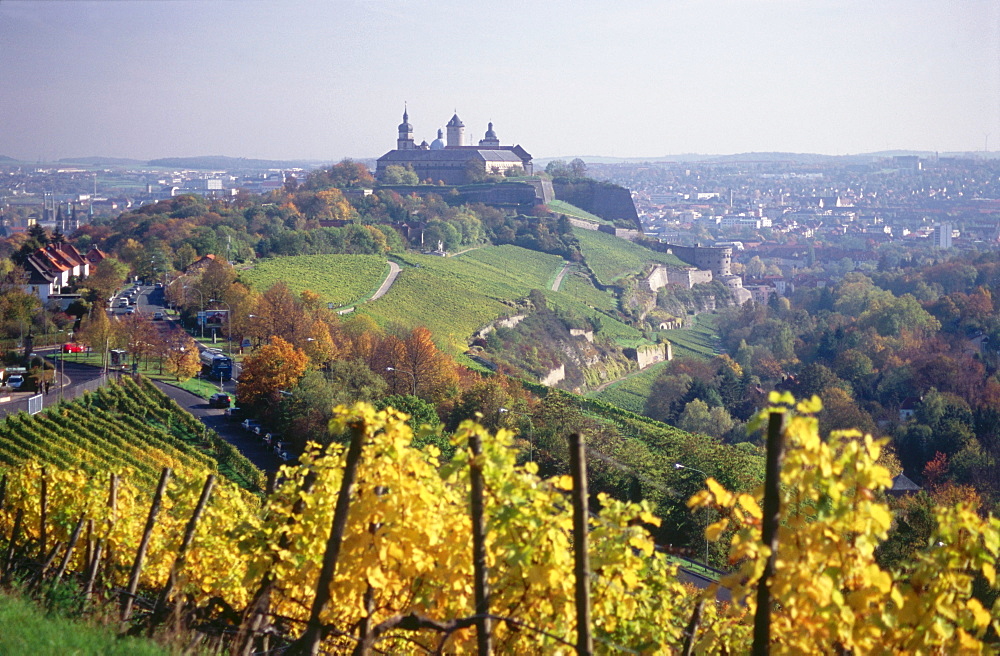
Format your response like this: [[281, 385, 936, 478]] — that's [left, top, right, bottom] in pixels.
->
[[153, 381, 281, 472], [551, 261, 571, 291]]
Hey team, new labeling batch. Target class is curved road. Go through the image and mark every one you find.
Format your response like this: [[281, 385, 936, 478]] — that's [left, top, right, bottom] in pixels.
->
[[370, 261, 402, 301], [551, 261, 571, 291]]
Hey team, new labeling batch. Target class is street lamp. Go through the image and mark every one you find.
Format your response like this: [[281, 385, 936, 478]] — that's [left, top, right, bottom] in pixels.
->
[[675, 463, 711, 564], [209, 299, 233, 357], [184, 286, 205, 338], [386, 366, 416, 396]]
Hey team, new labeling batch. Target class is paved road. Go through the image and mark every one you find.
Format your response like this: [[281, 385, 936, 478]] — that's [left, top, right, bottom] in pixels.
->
[[154, 381, 281, 472], [369, 261, 402, 301], [551, 261, 571, 291]]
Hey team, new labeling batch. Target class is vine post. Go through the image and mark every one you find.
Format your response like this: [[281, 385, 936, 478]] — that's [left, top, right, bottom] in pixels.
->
[[469, 432, 492, 655], [752, 410, 787, 656], [568, 433, 592, 656]]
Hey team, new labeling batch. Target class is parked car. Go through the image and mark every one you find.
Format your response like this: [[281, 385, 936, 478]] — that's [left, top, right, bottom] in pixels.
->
[[242, 419, 261, 433], [6, 375, 24, 390], [117, 299, 128, 308], [124, 307, 135, 315], [62, 343, 86, 353], [225, 406, 243, 420], [152, 311, 164, 321], [209, 392, 231, 408]]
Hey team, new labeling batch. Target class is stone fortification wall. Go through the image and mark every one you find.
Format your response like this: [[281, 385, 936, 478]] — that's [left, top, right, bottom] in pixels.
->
[[539, 364, 566, 387], [598, 225, 642, 241], [643, 265, 713, 292], [623, 342, 672, 369], [475, 314, 527, 338], [644, 241, 733, 277], [552, 180, 642, 231]]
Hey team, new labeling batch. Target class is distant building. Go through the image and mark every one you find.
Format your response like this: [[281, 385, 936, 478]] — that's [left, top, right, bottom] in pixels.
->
[[934, 222, 954, 249], [376, 108, 533, 185]]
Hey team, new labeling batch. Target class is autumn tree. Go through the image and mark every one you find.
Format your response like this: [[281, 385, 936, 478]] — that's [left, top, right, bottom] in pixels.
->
[[77, 307, 114, 360], [84, 257, 129, 302], [161, 331, 201, 381], [113, 312, 159, 369], [400, 326, 459, 402], [236, 336, 308, 407]]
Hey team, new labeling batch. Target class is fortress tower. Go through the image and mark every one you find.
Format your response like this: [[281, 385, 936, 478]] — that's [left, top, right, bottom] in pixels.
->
[[397, 107, 415, 150], [446, 113, 465, 147]]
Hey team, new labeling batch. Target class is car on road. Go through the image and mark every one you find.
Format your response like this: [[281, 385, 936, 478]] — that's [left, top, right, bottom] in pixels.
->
[[209, 392, 231, 408], [117, 299, 128, 308], [62, 343, 86, 353], [6, 375, 24, 390], [242, 419, 261, 433], [225, 406, 243, 420], [153, 311, 164, 321], [124, 307, 135, 315]]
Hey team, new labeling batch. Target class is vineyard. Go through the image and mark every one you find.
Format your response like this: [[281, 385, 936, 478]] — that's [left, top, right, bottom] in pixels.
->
[[0, 400, 995, 654], [591, 359, 671, 414], [363, 246, 564, 354], [574, 227, 686, 285], [241, 254, 388, 307], [0, 376, 263, 493]]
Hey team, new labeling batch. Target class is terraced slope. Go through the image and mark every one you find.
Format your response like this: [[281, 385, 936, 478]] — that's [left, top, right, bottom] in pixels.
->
[[0, 377, 263, 492], [574, 227, 686, 285]]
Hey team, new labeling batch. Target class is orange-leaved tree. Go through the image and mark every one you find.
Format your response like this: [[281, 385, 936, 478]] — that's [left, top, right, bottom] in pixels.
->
[[237, 336, 308, 407]]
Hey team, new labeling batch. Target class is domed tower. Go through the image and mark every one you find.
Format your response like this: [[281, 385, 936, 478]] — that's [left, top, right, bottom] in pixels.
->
[[397, 106, 415, 150], [430, 129, 445, 150], [446, 113, 465, 148], [479, 121, 500, 148]]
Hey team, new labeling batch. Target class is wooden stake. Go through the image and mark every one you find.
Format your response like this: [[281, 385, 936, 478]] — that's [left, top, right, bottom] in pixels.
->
[[752, 410, 787, 656], [39, 466, 48, 559], [288, 421, 366, 656], [0, 473, 7, 510], [83, 539, 103, 601], [469, 432, 492, 656], [53, 514, 86, 583], [568, 433, 592, 656], [1, 507, 24, 582], [152, 474, 215, 625], [122, 467, 171, 622]]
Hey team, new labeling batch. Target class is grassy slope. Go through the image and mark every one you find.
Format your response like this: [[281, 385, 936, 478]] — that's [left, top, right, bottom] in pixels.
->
[[362, 246, 564, 354], [591, 359, 671, 414], [662, 314, 722, 359], [0, 592, 168, 655], [573, 227, 686, 285], [241, 254, 387, 307], [546, 199, 609, 224]]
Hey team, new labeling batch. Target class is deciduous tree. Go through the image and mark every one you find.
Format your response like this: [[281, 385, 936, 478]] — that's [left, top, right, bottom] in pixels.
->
[[236, 336, 308, 407]]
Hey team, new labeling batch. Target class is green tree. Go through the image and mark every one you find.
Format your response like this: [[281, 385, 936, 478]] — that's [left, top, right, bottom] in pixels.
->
[[381, 165, 419, 185]]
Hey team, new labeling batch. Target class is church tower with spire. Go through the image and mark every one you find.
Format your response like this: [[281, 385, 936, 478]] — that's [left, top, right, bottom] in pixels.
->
[[397, 106, 415, 150]]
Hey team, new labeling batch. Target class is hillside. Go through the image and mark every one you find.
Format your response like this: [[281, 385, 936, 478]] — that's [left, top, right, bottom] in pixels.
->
[[0, 377, 262, 492], [241, 254, 388, 308], [574, 227, 686, 285]]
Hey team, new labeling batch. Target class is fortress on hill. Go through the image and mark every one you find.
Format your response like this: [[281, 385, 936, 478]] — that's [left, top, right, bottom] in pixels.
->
[[376, 108, 533, 185]]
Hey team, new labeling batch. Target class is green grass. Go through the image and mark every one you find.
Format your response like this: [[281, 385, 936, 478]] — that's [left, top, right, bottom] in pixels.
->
[[540, 290, 647, 348], [660, 314, 722, 359], [0, 592, 169, 655], [241, 254, 388, 307], [574, 227, 687, 285], [558, 267, 619, 312], [175, 376, 225, 400], [591, 359, 671, 413], [362, 246, 564, 354], [546, 199, 609, 224]]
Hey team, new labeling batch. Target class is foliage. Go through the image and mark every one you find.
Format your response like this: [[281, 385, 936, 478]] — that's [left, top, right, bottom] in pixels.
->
[[691, 393, 1000, 654], [236, 336, 309, 407]]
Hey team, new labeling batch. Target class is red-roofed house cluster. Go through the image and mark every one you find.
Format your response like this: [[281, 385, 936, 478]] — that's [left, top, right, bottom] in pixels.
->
[[23, 243, 106, 303]]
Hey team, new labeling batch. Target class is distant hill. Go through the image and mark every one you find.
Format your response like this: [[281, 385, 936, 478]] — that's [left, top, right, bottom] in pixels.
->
[[0, 155, 21, 164], [58, 156, 145, 166], [146, 155, 329, 171], [541, 150, 1000, 165]]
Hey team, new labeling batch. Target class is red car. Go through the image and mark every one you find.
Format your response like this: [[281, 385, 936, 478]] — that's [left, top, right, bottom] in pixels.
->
[[62, 343, 86, 353]]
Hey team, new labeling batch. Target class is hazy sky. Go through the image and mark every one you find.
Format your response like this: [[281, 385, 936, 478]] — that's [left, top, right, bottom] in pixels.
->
[[2, 0, 998, 161]]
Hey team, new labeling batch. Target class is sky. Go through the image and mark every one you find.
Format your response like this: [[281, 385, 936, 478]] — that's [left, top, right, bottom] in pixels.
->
[[1, 0, 999, 162]]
